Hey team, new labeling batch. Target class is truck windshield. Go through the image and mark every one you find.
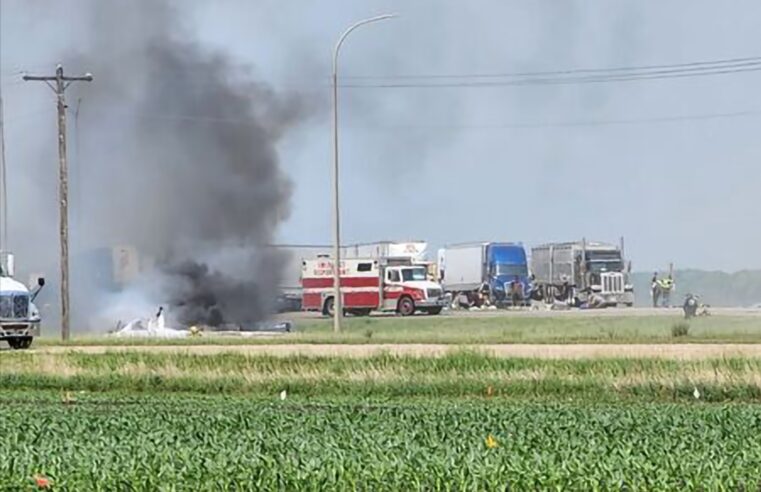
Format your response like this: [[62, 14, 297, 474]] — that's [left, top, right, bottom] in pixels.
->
[[495, 263, 528, 277], [585, 251, 622, 273], [401, 267, 428, 281], [587, 260, 623, 273]]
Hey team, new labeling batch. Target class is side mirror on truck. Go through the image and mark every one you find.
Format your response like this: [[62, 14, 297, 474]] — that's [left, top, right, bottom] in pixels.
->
[[31, 277, 45, 302]]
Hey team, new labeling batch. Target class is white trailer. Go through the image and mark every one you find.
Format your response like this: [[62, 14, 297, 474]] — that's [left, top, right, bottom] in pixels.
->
[[341, 241, 428, 262], [342, 240, 437, 279], [438, 244, 484, 292]]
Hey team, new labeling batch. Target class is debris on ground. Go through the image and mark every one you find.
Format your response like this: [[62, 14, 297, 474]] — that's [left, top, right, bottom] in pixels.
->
[[112, 307, 189, 338], [110, 307, 293, 338], [549, 301, 571, 311], [238, 320, 293, 332]]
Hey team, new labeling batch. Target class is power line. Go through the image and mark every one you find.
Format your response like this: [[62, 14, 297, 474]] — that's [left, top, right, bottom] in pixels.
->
[[343, 54, 761, 80], [9, 54, 761, 92], [341, 64, 761, 89]]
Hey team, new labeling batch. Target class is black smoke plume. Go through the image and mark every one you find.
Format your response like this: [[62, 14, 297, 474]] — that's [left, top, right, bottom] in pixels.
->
[[62, 0, 310, 327]]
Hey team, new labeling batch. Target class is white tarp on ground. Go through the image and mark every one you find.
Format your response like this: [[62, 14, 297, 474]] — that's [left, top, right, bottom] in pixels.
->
[[112, 310, 189, 338]]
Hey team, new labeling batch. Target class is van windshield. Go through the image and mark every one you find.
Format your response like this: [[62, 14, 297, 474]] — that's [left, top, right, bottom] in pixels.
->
[[401, 267, 427, 282]]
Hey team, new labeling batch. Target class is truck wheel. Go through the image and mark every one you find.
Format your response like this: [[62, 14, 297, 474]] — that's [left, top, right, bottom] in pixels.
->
[[424, 307, 443, 315], [323, 297, 335, 317], [8, 337, 32, 350], [398, 297, 416, 316]]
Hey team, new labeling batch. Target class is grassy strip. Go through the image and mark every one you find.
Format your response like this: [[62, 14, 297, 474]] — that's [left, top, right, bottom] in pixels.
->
[[39, 314, 761, 345], [1, 394, 760, 489], [3, 351, 761, 402], [4, 372, 761, 403]]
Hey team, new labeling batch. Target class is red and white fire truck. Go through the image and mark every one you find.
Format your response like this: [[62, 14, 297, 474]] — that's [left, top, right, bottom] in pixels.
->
[[301, 257, 446, 316]]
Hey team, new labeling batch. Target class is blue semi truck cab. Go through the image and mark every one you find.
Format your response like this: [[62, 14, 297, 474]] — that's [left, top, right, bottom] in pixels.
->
[[485, 243, 531, 305], [439, 242, 531, 307]]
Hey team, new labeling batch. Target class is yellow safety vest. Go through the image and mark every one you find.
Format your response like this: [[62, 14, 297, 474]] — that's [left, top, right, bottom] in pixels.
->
[[657, 279, 674, 290]]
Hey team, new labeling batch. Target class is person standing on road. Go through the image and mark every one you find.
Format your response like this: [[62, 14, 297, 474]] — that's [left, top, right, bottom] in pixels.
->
[[658, 275, 675, 307], [509, 276, 523, 308], [651, 272, 660, 308]]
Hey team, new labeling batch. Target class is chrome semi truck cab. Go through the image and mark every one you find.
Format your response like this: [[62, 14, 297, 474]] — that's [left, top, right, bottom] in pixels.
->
[[531, 239, 634, 307], [0, 253, 44, 349]]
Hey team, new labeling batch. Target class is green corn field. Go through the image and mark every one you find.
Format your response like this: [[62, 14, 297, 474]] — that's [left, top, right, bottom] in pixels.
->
[[1, 393, 761, 490], [2, 348, 761, 489]]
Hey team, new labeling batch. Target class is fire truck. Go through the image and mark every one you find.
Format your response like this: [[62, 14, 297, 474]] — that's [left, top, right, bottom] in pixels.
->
[[301, 257, 446, 316]]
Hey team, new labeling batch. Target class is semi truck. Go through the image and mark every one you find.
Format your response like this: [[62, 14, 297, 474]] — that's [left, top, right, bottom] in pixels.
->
[[301, 257, 446, 316], [530, 239, 634, 307], [0, 252, 44, 349], [437, 242, 530, 307]]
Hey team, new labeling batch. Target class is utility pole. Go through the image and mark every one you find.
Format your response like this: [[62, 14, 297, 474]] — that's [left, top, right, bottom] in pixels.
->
[[24, 65, 92, 341], [73, 98, 82, 256]]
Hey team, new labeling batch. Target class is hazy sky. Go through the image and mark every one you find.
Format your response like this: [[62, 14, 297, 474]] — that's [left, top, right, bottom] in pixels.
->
[[2, 0, 761, 273]]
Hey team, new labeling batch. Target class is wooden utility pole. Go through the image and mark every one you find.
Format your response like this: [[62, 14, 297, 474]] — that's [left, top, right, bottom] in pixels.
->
[[23, 65, 92, 341]]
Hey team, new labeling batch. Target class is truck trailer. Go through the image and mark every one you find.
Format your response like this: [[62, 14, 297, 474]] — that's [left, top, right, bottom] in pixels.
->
[[342, 240, 437, 280], [438, 242, 530, 307], [530, 239, 634, 307], [341, 241, 427, 262]]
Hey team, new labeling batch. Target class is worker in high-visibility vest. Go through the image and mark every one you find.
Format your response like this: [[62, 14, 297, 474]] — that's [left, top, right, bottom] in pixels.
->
[[657, 276, 675, 307]]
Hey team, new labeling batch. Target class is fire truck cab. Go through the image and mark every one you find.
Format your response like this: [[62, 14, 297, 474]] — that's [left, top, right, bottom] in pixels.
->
[[301, 258, 446, 316]]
